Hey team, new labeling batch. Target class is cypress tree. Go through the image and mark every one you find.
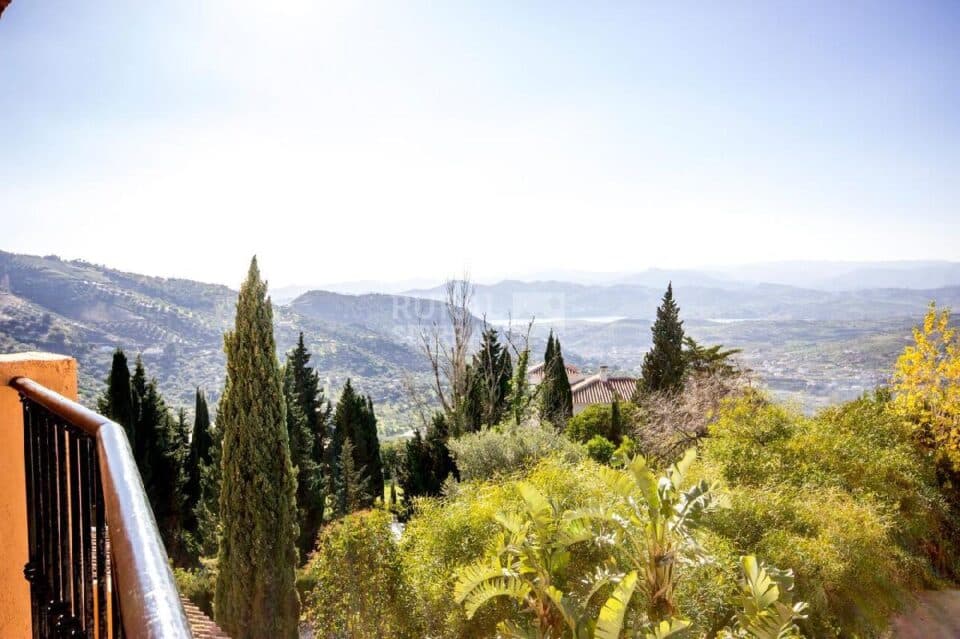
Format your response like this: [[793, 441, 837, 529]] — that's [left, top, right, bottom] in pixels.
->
[[131, 355, 149, 472], [215, 257, 299, 639], [610, 396, 623, 446], [540, 332, 573, 428], [544, 332, 556, 371], [363, 396, 385, 504], [97, 348, 136, 445], [183, 388, 212, 551], [639, 282, 686, 393], [507, 348, 532, 425]]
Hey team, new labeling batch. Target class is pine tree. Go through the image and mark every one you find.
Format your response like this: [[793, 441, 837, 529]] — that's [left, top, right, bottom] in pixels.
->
[[425, 412, 458, 491], [282, 364, 320, 558], [400, 412, 457, 499], [135, 377, 188, 564], [639, 282, 686, 393], [196, 418, 223, 557], [331, 380, 383, 511], [333, 438, 369, 516], [116, 354, 188, 561], [215, 257, 299, 639], [471, 327, 513, 428], [283, 333, 330, 553], [540, 331, 573, 428], [400, 430, 429, 499], [97, 348, 136, 445]]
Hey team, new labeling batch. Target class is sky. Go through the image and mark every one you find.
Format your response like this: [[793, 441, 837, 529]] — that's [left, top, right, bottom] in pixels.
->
[[1, 1, 958, 288]]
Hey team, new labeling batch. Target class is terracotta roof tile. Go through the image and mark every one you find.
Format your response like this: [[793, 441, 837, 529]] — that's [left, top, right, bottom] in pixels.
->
[[527, 362, 583, 385], [571, 375, 637, 406]]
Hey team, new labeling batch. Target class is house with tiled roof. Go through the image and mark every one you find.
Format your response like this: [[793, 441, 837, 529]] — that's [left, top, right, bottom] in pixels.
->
[[528, 361, 636, 414], [570, 366, 637, 414], [527, 361, 585, 385]]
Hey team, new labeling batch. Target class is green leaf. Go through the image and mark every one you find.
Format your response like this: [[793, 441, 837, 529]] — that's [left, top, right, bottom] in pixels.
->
[[669, 448, 697, 489], [595, 570, 639, 639], [643, 618, 692, 639], [459, 577, 532, 619]]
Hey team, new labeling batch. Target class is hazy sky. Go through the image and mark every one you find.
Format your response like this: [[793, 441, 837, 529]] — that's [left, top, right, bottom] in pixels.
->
[[1, 1, 958, 287]]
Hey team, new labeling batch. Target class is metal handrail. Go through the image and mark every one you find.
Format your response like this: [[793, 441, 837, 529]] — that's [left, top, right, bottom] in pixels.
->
[[11, 376, 193, 638]]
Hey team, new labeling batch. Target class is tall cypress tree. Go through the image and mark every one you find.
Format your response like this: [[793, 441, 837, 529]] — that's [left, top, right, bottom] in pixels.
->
[[540, 332, 573, 428], [610, 396, 623, 446], [215, 257, 299, 639], [131, 355, 148, 469], [639, 282, 686, 393], [97, 348, 136, 445]]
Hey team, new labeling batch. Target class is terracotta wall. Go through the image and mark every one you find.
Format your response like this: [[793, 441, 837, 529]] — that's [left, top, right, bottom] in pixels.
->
[[0, 353, 77, 639]]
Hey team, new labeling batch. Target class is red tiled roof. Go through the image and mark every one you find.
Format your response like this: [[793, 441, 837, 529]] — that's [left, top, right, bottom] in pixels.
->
[[527, 362, 583, 385], [181, 595, 230, 638], [570, 374, 637, 406]]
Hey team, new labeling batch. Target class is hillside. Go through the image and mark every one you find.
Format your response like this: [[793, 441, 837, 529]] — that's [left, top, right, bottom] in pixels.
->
[[289, 290, 452, 336], [0, 251, 431, 435]]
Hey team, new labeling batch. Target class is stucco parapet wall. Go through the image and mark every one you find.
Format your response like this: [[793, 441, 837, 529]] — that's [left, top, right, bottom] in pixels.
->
[[0, 352, 78, 639]]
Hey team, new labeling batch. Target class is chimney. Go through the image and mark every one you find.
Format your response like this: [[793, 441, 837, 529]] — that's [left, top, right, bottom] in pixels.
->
[[599, 365, 608, 382]]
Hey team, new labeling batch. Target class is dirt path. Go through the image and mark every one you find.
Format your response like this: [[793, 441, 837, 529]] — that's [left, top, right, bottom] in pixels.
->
[[889, 590, 960, 638]]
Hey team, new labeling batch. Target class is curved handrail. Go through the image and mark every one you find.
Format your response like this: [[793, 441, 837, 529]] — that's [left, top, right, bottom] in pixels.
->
[[10, 376, 193, 639]]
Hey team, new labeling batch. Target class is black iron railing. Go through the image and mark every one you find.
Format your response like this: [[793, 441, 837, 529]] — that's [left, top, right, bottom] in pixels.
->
[[12, 377, 192, 639]]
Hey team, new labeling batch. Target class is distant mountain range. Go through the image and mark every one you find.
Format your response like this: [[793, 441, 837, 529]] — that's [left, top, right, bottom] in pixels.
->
[[404, 279, 960, 322], [292, 260, 960, 298], [2, 250, 958, 428]]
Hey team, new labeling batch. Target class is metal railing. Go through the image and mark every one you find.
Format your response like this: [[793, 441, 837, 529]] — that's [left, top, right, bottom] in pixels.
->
[[12, 376, 193, 639]]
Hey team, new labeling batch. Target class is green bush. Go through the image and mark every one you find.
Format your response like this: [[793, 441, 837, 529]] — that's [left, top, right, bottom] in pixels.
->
[[173, 561, 217, 618], [584, 434, 615, 464], [301, 509, 418, 638], [399, 456, 610, 638], [447, 423, 583, 482], [565, 401, 636, 444], [698, 392, 953, 637]]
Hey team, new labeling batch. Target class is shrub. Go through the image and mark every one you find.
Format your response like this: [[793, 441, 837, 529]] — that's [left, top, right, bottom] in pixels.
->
[[173, 561, 217, 618], [565, 401, 636, 444], [301, 509, 417, 638], [447, 423, 583, 482], [585, 434, 615, 464], [399, 456, 610, 638], [698, 392, 953, 637]]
